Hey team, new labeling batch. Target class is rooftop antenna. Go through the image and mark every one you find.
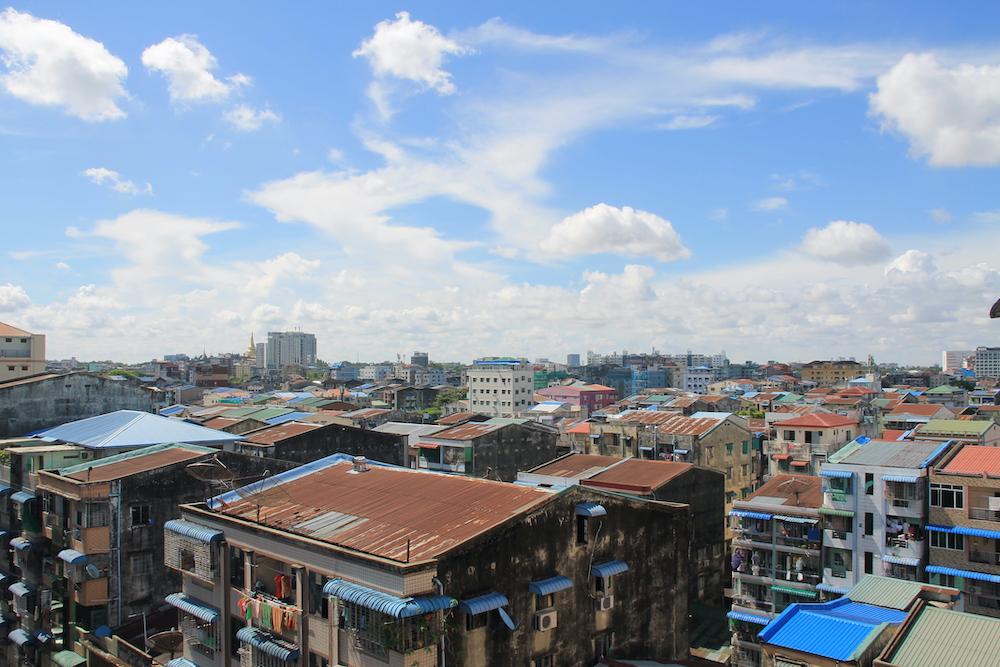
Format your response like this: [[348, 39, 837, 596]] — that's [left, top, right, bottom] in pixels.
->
[[776, 477, 811, 507], [232, 472, 292, 522], [186, 456, 238, 502]]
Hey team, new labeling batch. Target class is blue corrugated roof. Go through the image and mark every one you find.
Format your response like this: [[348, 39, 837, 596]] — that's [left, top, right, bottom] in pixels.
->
[[164, 519, 224, 543], [57, 549, 86, 564], [236, 626, 299, 660], [927, 565, 1000, 584], [591, 560, 629, 578], [32, 410, 243, 448], [728, 610, 771, 625], [730, 510, 773, 520], [820, 470, 853, 478], [575, 503, 607, 517], [166, 593, 221, 622], [458, 591, 509, 615], [757, 597, 906, 660], [265, 411, 312, 425], [927, 524, 1000, 541], [323, 579, 456, 617], [528, 576, 573, 596], [11, 491, 36, 503]]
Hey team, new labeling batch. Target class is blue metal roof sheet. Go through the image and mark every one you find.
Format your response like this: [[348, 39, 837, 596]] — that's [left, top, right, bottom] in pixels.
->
[[758, 598, 906, 660], [575, 502, 607, 517], [528, 576, 573, 596], [816, 583, 850, 595], [882, 475, 919, 483], [728, 611, 771, 625], [0, 485, 11, 495], [729, 510, 773, 520], [323, 579, 456, 618], [236, 626, 299, 661], [166, 593, 221, 623], [265, 411, 313, 425], [927, 524, 1000, 541], [57, 549, 86, 564], [11, 491, 36, 503], [926, 566, 1000, 584], [881, 554, 920, 567], [457, 592, 509, 615], [591, 560, 629, 578], [164, 519, 224, 543], [820, 470, 853, 478], [775, 515, 818, 524], [10, 537, 32, 551], [31, 409, 243, 448], [8, 628, 31, 645], [8, 582, 33, 597]]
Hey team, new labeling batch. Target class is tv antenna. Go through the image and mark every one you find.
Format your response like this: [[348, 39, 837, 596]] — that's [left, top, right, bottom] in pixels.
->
[[186, 456, 239, 501], [232, 472, 292, 522], [776, 476, 812, 507]]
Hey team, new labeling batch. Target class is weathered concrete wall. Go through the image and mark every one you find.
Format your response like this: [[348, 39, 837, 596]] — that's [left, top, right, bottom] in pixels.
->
[[0, 372, 156, 437], [472, 424, 558, 482], [439, 486, 690, 667]]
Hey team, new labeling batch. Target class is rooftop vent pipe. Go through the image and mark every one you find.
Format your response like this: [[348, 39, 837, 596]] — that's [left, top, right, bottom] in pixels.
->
[[352, 456, 369, 473]]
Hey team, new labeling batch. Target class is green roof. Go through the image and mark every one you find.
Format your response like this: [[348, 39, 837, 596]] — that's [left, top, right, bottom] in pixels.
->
[[925, 385, 965, 394], [918, 420, 993, 435], [846, 575, 926, 610], [776, 394, 804, 403], [882, 605, 1000, 667]]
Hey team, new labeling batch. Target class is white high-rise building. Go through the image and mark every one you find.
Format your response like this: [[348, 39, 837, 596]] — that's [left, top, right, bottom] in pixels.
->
[[975, 347, 1000, 379], [467, 360, 535, 417], [942, 349, 976, 371], [266, 331, 317, 370]]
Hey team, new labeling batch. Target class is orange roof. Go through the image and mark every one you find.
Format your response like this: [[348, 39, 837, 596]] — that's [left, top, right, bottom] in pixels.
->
[[942, 445, 1000, 476], [566, 422, 593, 434], [244, 422, 322, 445], [583, 459, 692, 495], [837, 387, 878, 396], [880, 430, 908, 440], [61, 447, 209, 483], [0, 322, 31, 336], [744, 474, 823, 508], [775, 413, 857, 428], [889, 404, 949, 416], [430, 422, 505, 441], [216, 461, 552, 562], [528, 453, 622, 477]]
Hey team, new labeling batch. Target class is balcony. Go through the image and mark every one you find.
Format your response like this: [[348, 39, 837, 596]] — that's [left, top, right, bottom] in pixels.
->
[[72, 577, 108, 606], [969, 507, 1000, 522], [774, 534, 821, 554], [970, 550, 1000, 566], [731, 528, 773, 547], [68, 526, 110, 556]]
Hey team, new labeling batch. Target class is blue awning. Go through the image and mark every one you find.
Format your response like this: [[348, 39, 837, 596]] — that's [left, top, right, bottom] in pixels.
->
[[0, 486, 11, 495], [882, 475, 919, 483], [727, 610, 771, 625], [166, 659, 197, 667], [164, 519, 224, 543], [528, 576, 573, 596], [591, 560, 629, 578], [927, 524, 1000, 541], [33, 630, 52, 643], [457, 592, 509, 615], [9, 537, 32, 551], [816, 583, 851, 595], [8, 628, 31, 645], [10, 491, 36, 503], [322, 579, 456, 618], [0, 530, 8, 541], [881, 555, 919, 567], [236, 626, 299, 661], [820, 470, 853, 478], [674, 449, 689, 454], [166, 593, 221, 623], [775, 515, 819, 524], [8, 582, 34, 597], [575, 503, 607, 517], [57, 549, 86, 564], [927, 565, 1000, 584], [729, 510, 773, 520]]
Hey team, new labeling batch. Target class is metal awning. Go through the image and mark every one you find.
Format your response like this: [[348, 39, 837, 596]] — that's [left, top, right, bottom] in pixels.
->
[[727, 610, 771, 625], [165, 659, 198, 667], [164, 519, 224, 543], [771, 585, 818, 599], [457, 592, 509, 615], [166, 593, 221, 623], [414, 442, 440, 449], [820, 470, 853, 478], [323, 579, 456, 618], [927, 565, 1000, 584], [53, 651, 88, 667], [57, 549, 86, 564], [236, 626, 299, 661], [729, 510, 773, 520], [0, 486, 10, 495], [575, 503, 607, 517], [790, 460, 810, 467], [775, 515, 819, 524], [8, 582, 33, 597], [882, 475, 919, 483], [528, 576, 573, 596], [10, 491, 36, 503], [817, 508, 855, 517], [33, 630, 52, 643], [673, 449, 689, 455], [8, 628, 31, 645], [9, 537, 32, 551], [881, 555, 920, 567], [591, 560, 629, 578], [927, 524, 1000, 541], [771, 454, 792, 460], [816, 583, 850, 595]]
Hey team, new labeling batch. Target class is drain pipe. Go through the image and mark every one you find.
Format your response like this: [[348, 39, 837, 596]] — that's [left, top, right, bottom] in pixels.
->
[[432, 577, 446, 667]]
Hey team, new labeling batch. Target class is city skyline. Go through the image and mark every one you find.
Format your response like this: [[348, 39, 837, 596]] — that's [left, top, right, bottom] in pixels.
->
[[2, 3, 999, 365]]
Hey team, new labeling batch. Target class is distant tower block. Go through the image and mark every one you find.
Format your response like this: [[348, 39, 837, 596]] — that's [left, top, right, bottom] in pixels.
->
[[411, 351, 429, 367], [567, 354, 581, 367]]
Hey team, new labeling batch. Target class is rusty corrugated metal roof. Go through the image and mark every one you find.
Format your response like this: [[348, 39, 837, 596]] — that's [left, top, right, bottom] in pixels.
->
[[612, 411, 724, 435], [244, 422, 322, 445], [583, 459, 693, 494], [744, 474, 824, 508], [428, 422, 506, 441], [215, 462, 553, 562], [527, 454, 622, 477], [62, 446, 211, 483]]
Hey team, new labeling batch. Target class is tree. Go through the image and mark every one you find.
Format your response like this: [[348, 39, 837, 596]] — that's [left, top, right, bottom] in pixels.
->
[[421, 387, 468, 420]]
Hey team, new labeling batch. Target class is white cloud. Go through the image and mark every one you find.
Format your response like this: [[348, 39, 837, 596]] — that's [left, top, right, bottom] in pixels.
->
[[929, 208, 952, 223], [769, 171, 825, 191], [83, 167, 152, 195], [0, 8, 128, 120], [800, 220, 891, 266], [660, 114, 719, 130], [709, 208, 729, 221], [0, 284, 31, 311], [886, 249, 936, 276], [870, 53, 1000, 167], [142, 35, 246, 102], [353, 12, 472, 94], [246, 252, 321, 294], [539, 204, 691, 262], [55, 262, 70, 270], [752, 197, 788, 211], [223, 105, 280, 131]]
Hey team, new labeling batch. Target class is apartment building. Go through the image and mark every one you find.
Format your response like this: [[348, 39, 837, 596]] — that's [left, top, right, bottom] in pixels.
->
[[0, 321, 46, 382], [466, 360, 535, 417], [767, 413, 861, 477], [164, 456, 693, 667], [266, 331, 317, 370], [799, 360, 866, 387]]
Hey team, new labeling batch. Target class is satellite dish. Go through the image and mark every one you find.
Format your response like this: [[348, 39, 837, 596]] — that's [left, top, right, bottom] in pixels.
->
[[777, 477, 813, 506], [233, 473, 291, 521], [94, 625, 111, 638], [187, 457, 237, 485], [147, 630, 183, 654], [86, 564, 100, 579]]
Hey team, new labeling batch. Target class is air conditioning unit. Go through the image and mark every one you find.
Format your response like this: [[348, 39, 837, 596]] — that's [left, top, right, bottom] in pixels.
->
[[533, 610, 558, 631], [968, 583, 980, 594], [594, 595, 615, 611]]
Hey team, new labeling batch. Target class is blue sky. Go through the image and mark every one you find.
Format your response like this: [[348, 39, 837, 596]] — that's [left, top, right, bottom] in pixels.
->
[[2, 2, 999, 365]]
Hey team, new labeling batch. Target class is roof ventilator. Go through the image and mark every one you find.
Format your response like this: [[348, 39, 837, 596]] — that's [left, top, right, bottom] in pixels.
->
[[351, 456, 369, 474]]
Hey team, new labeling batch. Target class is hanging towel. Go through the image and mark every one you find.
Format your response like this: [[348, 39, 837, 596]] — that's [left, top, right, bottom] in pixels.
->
[[273, 607, 284, 633], [262, 603, 272, 630]]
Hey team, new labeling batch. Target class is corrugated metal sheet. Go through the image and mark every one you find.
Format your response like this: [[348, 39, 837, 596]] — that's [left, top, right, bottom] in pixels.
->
[[526, 454, 620, 477], [846, 575, 924, 610], [61, 445, 213, 483], [430, 422, 506, 441], [608, 412, 723, 436], [323, 579, 456, 617], [528, 576, 573, 596], [926, 566, 1000, 584], [927, 524, 1000, 540], [574, 503, 607, 517], [457, 592, 509, 614], [32, 410, 243, 448], [236, 626, 299, 660], [839, 440, 941, 468], [729, 510, 773, 520], [57, 549, 86, 564], [583, 459, 691, 493], [244, 422, 322, 445], [727, 610, 770, 625], [164, 519, 224, 543], [165, 593, 221, 622], [591, 560, 629, 577], [213, 461, 553, 562], [883, 605, 1000, 667], [941, 445, 1000, 476], [265, 412, 313, 425]]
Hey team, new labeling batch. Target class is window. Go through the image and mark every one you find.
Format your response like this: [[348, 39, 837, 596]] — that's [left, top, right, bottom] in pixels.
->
[[864, 551, 873, 574], [864, 513, 874, 536], [930, 531, 965, 550], [131, 552, 153, 575], [130, 504, 151, 528], [727, 443, 733, 451], [783, 430, 795, 441], [826, 476, 853, 495], [466, 611, 488, 631], [577, 516, 589, 545], [930, 483, 964, 509], [865, 473, 874, 495], [742, 441, 748, 455], [535, 592, 554, 610]]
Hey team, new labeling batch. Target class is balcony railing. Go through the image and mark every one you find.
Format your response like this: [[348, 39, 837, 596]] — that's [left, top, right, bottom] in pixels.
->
[[969, 507, 1000, 522], [969, 550, 1000, 566], [732, 529, 773, 545]]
